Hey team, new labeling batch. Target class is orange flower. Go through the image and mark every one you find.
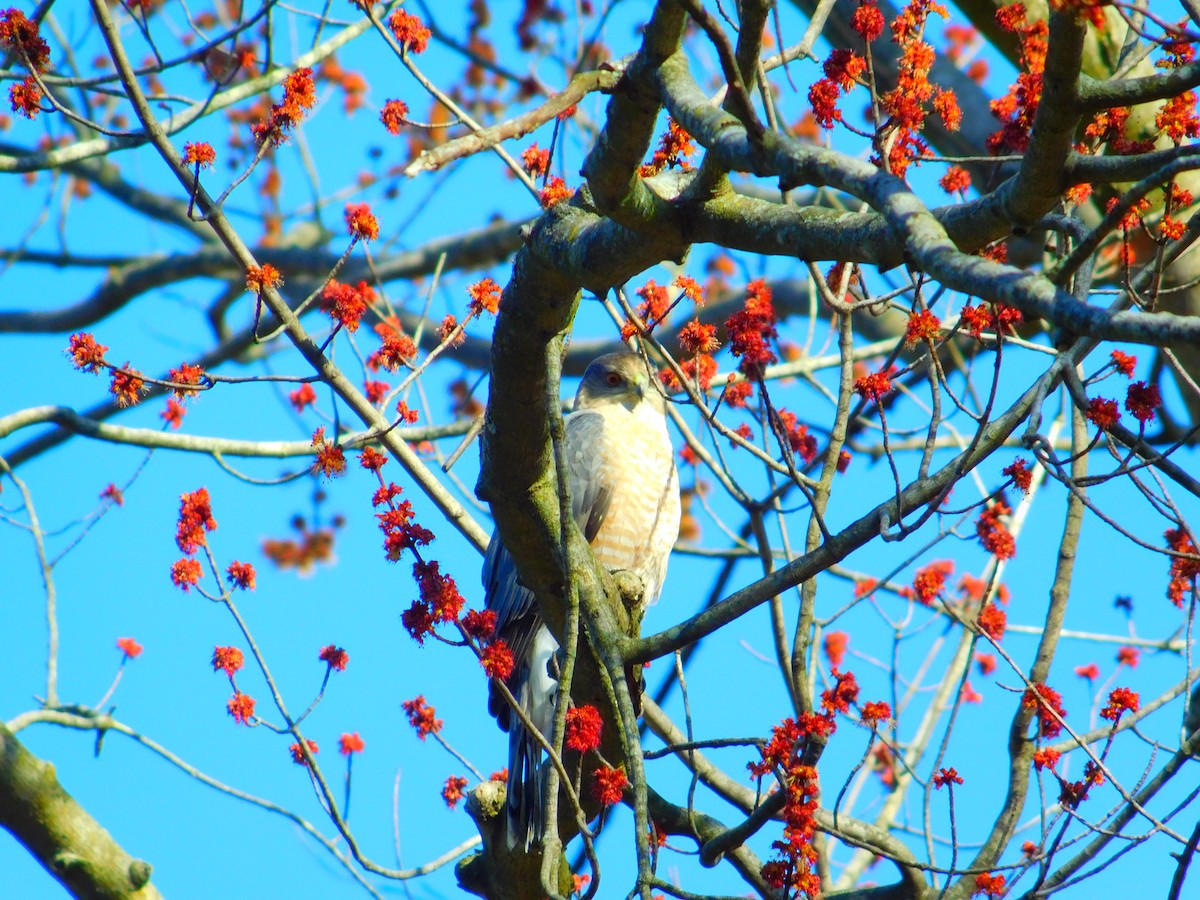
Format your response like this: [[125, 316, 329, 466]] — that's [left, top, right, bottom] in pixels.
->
[[1100, 687, 1139, 721], [823, 631, 849, 667], [538, 175, 574, 208], [1022, 682, 1066, 739], [466, 277, 501, 316], [226, 691, 256, 725], [109, 365, 145, 407], [319, 644, 349, 671], [480, 639, 514, 680], [389, 9, 431, 53], [344, 202, 379, 242], [245, 263, 282, 293], [211, 646, 244, 676], [860, 700, 891, 727], [339, 732, 365, 755], [311, 427, 347, 477], [972, 872, 1006, 898], [67, 333, 109, 373], [380, 99, 408, 134], [116, 637, 143, 658], [1032, 747, 1060, 770], [183, 141, 216, 169], [521, 143, 550, 177], [1003, 458, 1032, 493], [176, 487, 217, 554], [222, 561, 254, 590], [289, 383, 316, 411], [853, 370, 892, 403], [289, 739, 319, 765], [442, 774, 469, 809], [678, 320, 720, 356], [9, 75, 42, 119], [401, 696, 443, 739], [171, 557, 203, 591]]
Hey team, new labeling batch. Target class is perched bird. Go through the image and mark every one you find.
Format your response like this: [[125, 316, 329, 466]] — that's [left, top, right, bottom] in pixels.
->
[[483, 351, 680, 849]]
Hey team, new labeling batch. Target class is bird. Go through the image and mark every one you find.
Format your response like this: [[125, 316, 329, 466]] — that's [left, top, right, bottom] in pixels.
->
[[482, 350, 680, 849]]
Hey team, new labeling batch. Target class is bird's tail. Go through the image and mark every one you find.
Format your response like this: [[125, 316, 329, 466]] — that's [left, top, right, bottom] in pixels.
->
[[506, 722, 544, 849]]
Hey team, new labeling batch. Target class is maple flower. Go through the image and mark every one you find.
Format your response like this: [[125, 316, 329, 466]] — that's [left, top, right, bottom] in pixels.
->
[[289, 739, 319, 765], [344, 202, 380, 242], [678, 320, 720, 356], [462, 608, 497, 640], [1116, 645, 1139, 668], [725, 280, 778, 375], [168, 362, 205, 398], [359, 447, 388, 472], [0, 10, 51, 72], [1074, 662, 1099, 680], [823, 631, 849, 667], [904, 309, 942, 345], [591, 766, 628, 806], [565, 705, 604, 752], [912, 560, 953, 606], [109, 365, 145, 407], [1003, 457, 1033, 493], [311, 427, 347, 478], [976, 501, 1015, 560], [245, 263, 282, 294], [319, 644, 349, 671], [401, 696, 443, 740], [860, 700, 891, 727], [1101, 687, 1139, 722], [467, 277, 501, 316], [175, 487, 217, 554], [339, 732, 365, 755], [116, 637, 143, 659], [171, 557, 203, 591], [821, 669, 860, 715], [1022, 683, 1067, 739], [212, 646, 244, 676], [539, 175, 574, 208], [480, 640, 515, 680], [975, 653, 997, 675], [389, 9, 431, 53], [9, 75, 41, 118], [322, 279, 370, 332], [183, 141, 216, 169], [224, 560, 255, 590], [972, 872, 1006, 898], [932, 767, 963, 789], [379, 99, 409, 134], [227, 691, 256, 725], [851, 0, 885, 41], [1085, 397, 1120, 431], [100, 483, 124, 506], [289, 383, 317, 412], [414, 560, 465, 623], [1124, 381, 1162, 424], [853, 370, 892, 403], [1032, 747, 1060, 770], [521, 143, 550, 177], [67, 333, 109, 373], [160, 398, 186, 430], [443, 774, 469, 809], [939, 165, 971, 194], [977, 604, 1007, 641]]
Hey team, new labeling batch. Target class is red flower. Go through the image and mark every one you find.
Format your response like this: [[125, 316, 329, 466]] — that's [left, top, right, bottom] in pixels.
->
[[339, 732, 365, 755], [401, 696, 443, 740], [227, 691, 256, 725], [0, 10, 51, 72], [860, 700, 891, 727], [442, 774, 469, 809], [171, 557, 203, 591], [480, 640, 515, 680], [467, 277, 501, 316], [565, 705, 604, 752], [1022, 683, 1066, 739], [67, 333, 109, 373], [359, 447, 388, 472], [912, 560, 953, 606], [1085, 397, 1120, 431], [725, 280, 778, 375], [161, 399, 187, 429], [344, 202, 379, 242], [823, 631, 849, 667], [319, 644, 349, 671], [1003, 458, 1033, 493], [821, 669, 860, 715], [289, 384, 317, 412], [939, 165, 971, 194], [972, 872, 1006, 898], [9, 76, 41, 118], [853, 369, 892, 403], [851, 0, 885, 41], [1032, 747, 1060, 770], [1074, 662, 1099, 680], [226, 561, 256, 590], [100, 484, 124, 506], [1116, 645, 1140, 668], [414, 561, 464, 623], [311, 427, 347, 477], [462, 608, 497, 640], [538, 176, 574, 208], [976, 501, 1015, 560], [245, 263, 282, 293], [521, 143, 550, 176], [932, 767, 963, 789], [212, 646, 244, 676], [1110, 350, 1137, 376], [678, 320, 720, 356], [116, 637, 143, 659], [183, 142, 216, 169], [591, 766, 628, 806], [380, 99, 409, 134], [1100, 687, 1139, 722], [904, 309, 941, 345], [322, 279, 370, 332], [402, 599, 435, 643], [975, 653, 996, 675], [977, 604, 1007, 641], [109, 365, 145, 407], [389, 9, 431, 53], [289, 739, 319, 765], [1125, 381, 1162, 424]]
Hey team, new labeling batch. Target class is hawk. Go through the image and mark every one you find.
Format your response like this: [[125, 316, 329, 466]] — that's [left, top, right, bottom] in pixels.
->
[[483, 351, 680, 849]]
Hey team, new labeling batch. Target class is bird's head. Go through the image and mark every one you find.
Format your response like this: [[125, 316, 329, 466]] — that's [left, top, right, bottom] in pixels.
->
[[574, 351, 664, 415]]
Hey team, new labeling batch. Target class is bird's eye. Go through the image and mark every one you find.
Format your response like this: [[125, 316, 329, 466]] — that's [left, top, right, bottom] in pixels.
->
[[604, 372, 622, 387]]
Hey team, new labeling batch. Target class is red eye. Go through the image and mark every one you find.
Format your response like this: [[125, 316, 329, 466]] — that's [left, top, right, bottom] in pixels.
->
[[604, 372, 622, 387]]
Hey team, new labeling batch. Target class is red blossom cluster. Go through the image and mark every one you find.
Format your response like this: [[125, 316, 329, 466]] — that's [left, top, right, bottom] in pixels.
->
[[932, 767, 963, 789], [227, 691, 256, 725], [339, 732, 365, 755], [725, 280, 777, 375], [67, 333, 109, 373], [1100, 687, 1139, 722], [904, 309, 941, 345], [226, 560, 256, 590], [183, 141, 216, 169], [853, 369, 892, 403], [1003, 458, 1033, 493], [521, 143, 550, 177], [389, 9, 431, 54], [479, 640, 515, 680], [322, 279, 375, 332], [823, 631, 849, 667], [176, 486, 217, 557], [1, 9, 49, 119], [1165, 526, 1200, 608], [311, 427, 346, 478], [972, 873, 1006, 898], [538, 175, 574, 208], [380, 99, 409, 135], [1022, 682, 1066, 739], [959, 302, 1023, 339], [116, 637, 143, 659], [467, 277, 502, 316], [319, 644, 349, 672], [976, 501, 1015, 560], [251, 66, 316, 146], [402, 695, 443, 740], [1124, 381, 1162, 425], [344, 202, 379, 242], [1074, 662, 1100, 680], [912, 559, 953, 605], [289, 739, 319, 766], [442, 775, 469, 809], [245, 263, 282, 294], [638, 119, 695, 177], [212, 646, 244, 676], [565, 705, 604, 752], [591, 765, 628, 806], [977, 603, 1007, 641], [367, 316, 419, 371], [988, 3, 1047, 155], [1085, 396, 1120, 432], [753, 716, 823, 897]]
